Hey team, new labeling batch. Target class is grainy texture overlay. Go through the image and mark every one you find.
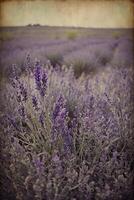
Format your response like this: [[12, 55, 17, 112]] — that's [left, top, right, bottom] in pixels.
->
[[0, 0, 134, 27], [0, 1, 134, 200]]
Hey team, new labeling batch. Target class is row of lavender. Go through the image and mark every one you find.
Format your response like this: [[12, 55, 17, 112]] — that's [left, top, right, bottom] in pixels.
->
[[0, 35, 133, 78], [0, 56, 134, 199]]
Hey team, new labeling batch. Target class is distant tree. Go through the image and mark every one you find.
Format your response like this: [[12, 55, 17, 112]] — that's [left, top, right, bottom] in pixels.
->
[[27, 24, 32, 27], [33, 24, 41, 27]]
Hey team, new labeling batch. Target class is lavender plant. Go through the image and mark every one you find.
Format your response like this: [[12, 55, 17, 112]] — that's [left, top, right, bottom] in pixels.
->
[[0, 55, 134, 200]]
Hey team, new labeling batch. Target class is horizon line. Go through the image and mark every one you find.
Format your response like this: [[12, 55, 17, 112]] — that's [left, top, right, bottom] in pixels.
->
[[0, 25, 134, 29]]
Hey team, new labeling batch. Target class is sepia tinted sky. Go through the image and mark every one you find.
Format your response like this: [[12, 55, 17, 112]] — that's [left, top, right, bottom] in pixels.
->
[[0, 0, 134, 28]]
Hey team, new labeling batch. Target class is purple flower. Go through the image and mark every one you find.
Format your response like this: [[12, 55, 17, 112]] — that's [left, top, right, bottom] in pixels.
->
[[53, 95, 64, 121], [16, 92, 21, 103], [40, 71, 48, 97], [34, 62, 41, 90], [39, 111, 44, 126], [7, 116, 21, 131], [19, 83, 27, 102], [10, 64, 20, 88], [11, 80, 17, 89], [42, 71, 48, 89], [52, 95, 72, 153], [34, 63, 48, 97], [32, 95, 38, 110], [40, 87, 46, 97], [18, 106, 25, 118]]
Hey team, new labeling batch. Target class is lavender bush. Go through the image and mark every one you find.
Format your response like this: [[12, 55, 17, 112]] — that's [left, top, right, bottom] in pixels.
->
[[0, 56, 134, 200]]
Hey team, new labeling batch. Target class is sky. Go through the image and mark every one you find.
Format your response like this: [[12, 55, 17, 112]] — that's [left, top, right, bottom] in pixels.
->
[[0, 0, 134, 28]]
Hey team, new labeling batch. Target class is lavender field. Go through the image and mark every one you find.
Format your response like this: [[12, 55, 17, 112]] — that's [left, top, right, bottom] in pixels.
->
[[0, 26, 134, 200], [0, 26, 133, 78]]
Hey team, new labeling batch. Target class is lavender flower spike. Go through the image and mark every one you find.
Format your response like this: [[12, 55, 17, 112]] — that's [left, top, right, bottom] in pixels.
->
[[19, 83, 28, 102], [39, 111, 45, 127], [32, 95, 38, 111], [53, 95, 65, 121], [18, 106, 25, 118], [40, 71, 48, 97], [34, 62, 48, 97], [34, 61, 41, 91]]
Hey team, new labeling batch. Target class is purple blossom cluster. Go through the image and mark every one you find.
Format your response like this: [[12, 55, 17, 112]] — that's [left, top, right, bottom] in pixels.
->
[[0, 56, 134, 200], [52, 95, 72, 154], [34, 61, 48, 97], [32, 95, 38, 111]]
